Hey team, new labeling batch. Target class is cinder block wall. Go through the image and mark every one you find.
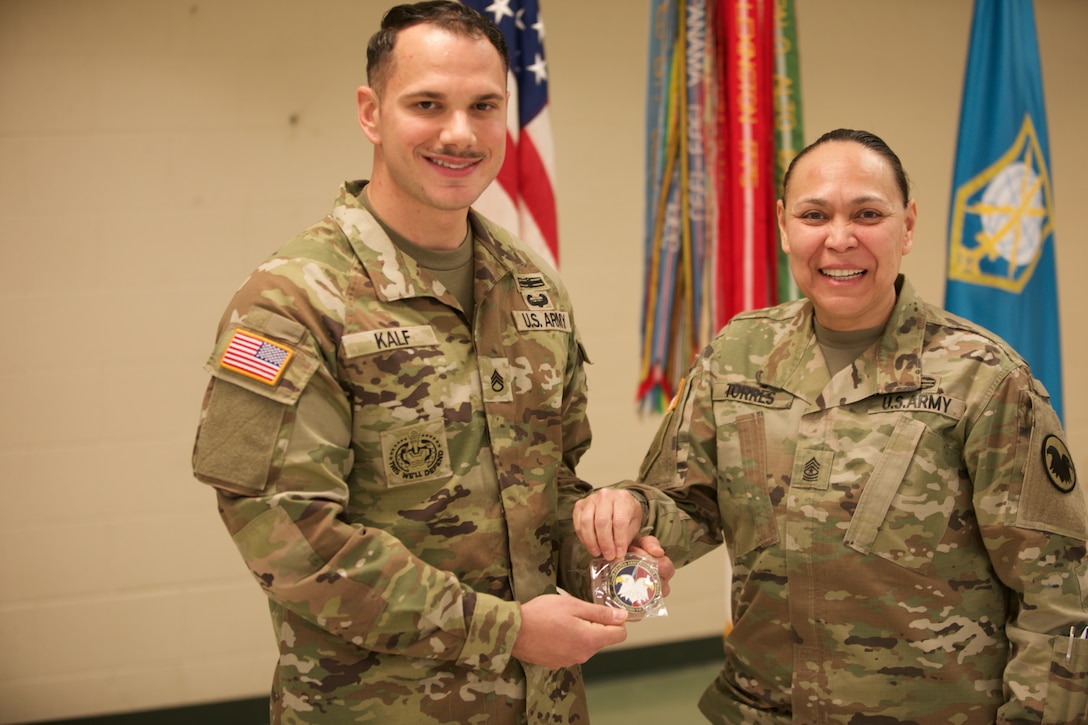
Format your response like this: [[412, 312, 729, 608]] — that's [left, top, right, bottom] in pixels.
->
[[1, 1, 1084, 722]]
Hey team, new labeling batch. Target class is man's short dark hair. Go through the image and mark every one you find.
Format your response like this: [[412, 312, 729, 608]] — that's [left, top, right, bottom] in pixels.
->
[[366, 1, 509, 95]]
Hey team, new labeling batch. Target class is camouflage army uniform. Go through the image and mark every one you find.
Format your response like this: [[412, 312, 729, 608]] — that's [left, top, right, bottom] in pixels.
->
[[192, 181, 594, 724], [629, 276, 1087, 723]]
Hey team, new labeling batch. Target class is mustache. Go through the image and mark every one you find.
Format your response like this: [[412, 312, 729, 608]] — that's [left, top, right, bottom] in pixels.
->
[[426, 147, 485, 160]]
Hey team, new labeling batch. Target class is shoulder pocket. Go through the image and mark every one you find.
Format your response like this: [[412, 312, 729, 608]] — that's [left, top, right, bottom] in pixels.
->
[[192, 379, 287, 493], [205, 311, 319, 404], [714, 411, 780, 558], [1016, 388, 1086, 540], [193, 314, 320, 493]]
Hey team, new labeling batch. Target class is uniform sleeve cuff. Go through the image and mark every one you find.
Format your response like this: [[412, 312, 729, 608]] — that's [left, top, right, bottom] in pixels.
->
[[457, 595, 521, 673]]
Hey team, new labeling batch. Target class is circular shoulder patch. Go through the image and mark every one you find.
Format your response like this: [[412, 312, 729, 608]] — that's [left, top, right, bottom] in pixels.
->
[[606, 557, 663, 614], [1042, 434, 1077, 493]]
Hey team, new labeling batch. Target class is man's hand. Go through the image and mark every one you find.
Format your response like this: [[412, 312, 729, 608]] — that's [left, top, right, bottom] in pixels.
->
[[630, 535, 675, 598], [573, 488, 644, 561], [512, 594, 628, 668]]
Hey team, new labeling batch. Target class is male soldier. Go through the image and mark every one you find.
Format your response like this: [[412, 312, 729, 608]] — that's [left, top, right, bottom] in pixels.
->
[[191, 2, 643, 722]]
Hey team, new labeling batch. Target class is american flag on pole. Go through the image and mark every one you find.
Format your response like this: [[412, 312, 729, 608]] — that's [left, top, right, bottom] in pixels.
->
[[462, 0, 559, 270], [220, 329, 293, 386]]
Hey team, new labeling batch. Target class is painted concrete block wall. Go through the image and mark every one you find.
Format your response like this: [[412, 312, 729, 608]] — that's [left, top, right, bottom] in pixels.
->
[[0, 1, 1084, 722]]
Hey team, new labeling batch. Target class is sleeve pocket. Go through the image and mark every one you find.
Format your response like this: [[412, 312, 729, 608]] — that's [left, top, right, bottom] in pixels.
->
[[193, 380, 287, 494], [720, 412, 780, 558], [1042, 635, 1088, 724]]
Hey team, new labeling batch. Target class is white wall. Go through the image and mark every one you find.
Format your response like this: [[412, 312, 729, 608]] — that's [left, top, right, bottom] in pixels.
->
[[0, 1, 1084, 721]]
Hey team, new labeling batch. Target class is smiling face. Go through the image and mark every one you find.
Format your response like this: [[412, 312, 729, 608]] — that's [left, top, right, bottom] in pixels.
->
[[357, 23, 508, 241], [778, 140, 917, 331]]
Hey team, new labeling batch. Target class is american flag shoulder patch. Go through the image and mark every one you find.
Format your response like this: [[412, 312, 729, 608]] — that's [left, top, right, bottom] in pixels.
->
[[220, 329, 293, 386]]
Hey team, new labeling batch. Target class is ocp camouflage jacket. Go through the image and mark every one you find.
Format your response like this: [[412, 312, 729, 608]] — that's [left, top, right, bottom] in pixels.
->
[[192, 181, 593, 724], [632, 275, 1087, 724]]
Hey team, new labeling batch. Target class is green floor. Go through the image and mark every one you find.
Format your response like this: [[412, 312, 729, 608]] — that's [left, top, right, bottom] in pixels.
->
[[47, 656, 724, 724], [584, 659, 721, 724]]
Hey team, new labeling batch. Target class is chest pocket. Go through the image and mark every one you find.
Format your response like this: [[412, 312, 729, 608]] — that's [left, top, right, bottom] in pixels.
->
[[342, 328, 456, 491], [342, 326, 453, 427], [843, 416, 950, 570]]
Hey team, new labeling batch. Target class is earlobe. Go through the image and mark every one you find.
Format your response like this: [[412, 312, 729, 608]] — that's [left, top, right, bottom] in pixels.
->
[[902, 198, 918, 254], [357, 86, 380, 143]]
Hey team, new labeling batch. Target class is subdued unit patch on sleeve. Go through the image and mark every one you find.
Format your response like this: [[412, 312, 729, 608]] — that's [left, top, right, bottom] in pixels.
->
[[1015, 389, 1087, 540]]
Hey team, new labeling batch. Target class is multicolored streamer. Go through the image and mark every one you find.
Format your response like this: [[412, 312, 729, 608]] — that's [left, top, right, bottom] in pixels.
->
[[638, 0, 803, 414]]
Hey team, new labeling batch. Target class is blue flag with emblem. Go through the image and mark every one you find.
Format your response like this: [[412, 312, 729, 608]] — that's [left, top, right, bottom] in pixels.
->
[[945, 0, 1063, 421]]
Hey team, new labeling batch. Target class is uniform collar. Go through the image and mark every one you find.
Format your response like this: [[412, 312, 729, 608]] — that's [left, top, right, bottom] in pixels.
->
[[330, 180, 534, 303], [759, 275, 929, 397]]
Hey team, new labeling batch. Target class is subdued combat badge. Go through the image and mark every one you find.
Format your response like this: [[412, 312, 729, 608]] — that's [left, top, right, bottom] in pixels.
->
[[590, 553, 668, 621]]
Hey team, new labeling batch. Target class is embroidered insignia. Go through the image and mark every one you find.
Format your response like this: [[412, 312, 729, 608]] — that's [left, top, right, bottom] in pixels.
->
[[220, 329, 292, 385], [524, 292, 553, 309], [722, 382, 777, 407], [1043, 434, 1077, 493], [342, 326, 438, 357], [515, 273, 547, 290], [606, 557, 662, 614], [802, 457, 821, 483], [388, 429, 444, 482], [513, 310, 571, 332], [879, 392, 964, 418], [480, 357, 513, 403]]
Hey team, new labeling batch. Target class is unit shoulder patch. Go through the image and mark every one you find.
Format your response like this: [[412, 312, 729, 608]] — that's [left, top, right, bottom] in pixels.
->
[[1043, 434, 1077, 494]]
